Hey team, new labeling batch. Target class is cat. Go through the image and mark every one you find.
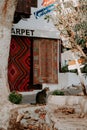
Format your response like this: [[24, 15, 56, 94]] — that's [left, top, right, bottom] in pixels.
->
[[36, 87, 50, 104]]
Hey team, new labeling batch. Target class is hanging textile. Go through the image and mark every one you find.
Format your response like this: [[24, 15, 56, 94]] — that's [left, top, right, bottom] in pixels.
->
[[8, 36, 33, 92], [15, 0, 37, 14], [13, 0, 38, 23], [16, 0, 31, 15], [33, 38, 58, 84]]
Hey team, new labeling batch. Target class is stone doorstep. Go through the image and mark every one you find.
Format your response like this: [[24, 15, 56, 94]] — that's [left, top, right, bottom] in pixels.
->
[[47, 95, 87, 130], [48, 95, 87, 113]]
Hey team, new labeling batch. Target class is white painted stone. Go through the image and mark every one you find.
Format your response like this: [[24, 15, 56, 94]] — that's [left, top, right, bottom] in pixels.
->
[[47, 95, 87, 130], [0, 1, 18, 129], [48, 95, 87, 113]]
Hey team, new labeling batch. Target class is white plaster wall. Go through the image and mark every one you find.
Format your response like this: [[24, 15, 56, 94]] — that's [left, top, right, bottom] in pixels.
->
[[0, 0, 18, 99], [13, 0, 57, 31], [12, 0, 60, 39], [43, 72, 87, 91]]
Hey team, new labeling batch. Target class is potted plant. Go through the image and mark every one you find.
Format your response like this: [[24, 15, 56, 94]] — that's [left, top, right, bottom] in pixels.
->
[[8, 91, 22, 104]]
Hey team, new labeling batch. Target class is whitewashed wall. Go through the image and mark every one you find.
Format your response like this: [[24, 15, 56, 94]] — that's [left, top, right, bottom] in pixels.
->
[[43, 73, 87, 91], [12, 0, 60, 39]]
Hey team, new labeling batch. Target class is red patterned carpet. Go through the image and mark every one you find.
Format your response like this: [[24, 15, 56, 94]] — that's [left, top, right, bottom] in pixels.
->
[[8, 36, 33, 92]]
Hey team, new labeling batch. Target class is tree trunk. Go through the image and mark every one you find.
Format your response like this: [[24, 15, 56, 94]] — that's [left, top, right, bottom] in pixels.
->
[[0, 0, 18, 102], [72, 53, 87, 95]]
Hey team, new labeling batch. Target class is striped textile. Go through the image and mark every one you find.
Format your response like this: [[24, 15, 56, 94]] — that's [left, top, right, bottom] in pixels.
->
[[33, 38, 58, 84], [8, 36, 33, 92]]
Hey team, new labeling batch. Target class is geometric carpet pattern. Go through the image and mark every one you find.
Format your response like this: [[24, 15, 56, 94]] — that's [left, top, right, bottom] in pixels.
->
[[8, 36, 33, 92]]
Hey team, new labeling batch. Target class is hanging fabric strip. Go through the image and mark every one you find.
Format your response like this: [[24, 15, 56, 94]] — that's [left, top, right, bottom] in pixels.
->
[[33, 38, 58, 84], [8, 36, 32, 92]]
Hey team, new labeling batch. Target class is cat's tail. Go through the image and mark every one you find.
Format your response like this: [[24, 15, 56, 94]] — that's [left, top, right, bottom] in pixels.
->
[[30, 103, 46, 106], [30, 103, 37, 105]]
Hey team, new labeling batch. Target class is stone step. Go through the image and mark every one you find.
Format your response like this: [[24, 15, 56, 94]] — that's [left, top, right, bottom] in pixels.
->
[[47, 95, 87, 130]]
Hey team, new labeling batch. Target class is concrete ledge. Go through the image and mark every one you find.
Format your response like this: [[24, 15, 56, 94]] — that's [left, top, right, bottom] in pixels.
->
[[47, 95, 87, 130], [48, 95, 87, 113]]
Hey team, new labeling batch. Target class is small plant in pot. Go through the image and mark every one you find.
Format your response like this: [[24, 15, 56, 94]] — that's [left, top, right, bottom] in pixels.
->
[[52, 90, 64, 96], [8, 91, 22, 104]]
